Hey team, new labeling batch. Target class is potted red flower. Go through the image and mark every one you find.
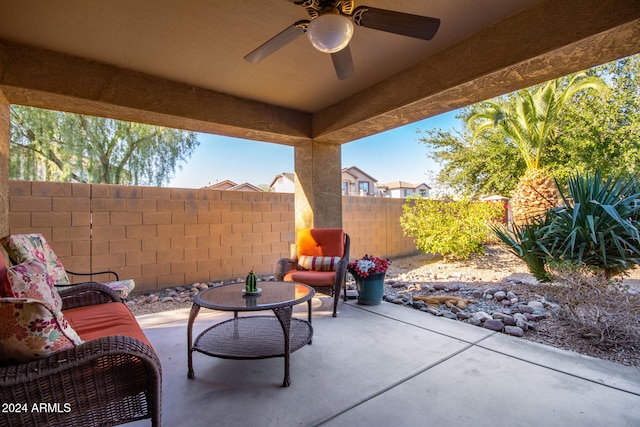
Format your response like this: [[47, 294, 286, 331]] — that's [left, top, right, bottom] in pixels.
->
[[347, 255, 390, 305]]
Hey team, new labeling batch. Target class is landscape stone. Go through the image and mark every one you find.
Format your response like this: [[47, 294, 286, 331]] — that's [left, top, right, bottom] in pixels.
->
[[483, 319, 504, 331], [505, 326, 525, 337]]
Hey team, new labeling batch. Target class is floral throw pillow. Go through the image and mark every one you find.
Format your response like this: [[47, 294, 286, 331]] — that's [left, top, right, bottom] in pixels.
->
[[4, 260, 63, 311], [0, 297, 84, 364], [298, 255, 341, 272], [0, 234, 70, 285]]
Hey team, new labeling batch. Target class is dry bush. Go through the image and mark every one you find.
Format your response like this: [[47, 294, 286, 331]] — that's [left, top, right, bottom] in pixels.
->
[[542, 265, 640, 350]]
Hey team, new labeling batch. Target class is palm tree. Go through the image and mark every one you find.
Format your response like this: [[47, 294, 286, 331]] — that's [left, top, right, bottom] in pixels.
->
[[468, 73, 606, 225]]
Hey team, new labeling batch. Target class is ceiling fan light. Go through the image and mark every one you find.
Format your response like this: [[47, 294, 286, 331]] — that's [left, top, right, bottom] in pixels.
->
[[307, 13, 354, 54]]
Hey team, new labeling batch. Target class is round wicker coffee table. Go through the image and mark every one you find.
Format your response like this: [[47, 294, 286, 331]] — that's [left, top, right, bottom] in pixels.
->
[[187, 281, 314, 387]]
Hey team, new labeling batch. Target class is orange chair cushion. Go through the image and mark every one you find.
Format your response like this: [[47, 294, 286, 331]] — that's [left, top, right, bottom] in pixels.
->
[[297, 228, 344, 258], [64, 302, 151, 348], [284, 270, 336, 286]]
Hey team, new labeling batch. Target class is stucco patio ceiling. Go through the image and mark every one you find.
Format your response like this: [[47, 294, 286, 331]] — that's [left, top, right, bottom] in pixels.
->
[[0, 0, 639, 146]]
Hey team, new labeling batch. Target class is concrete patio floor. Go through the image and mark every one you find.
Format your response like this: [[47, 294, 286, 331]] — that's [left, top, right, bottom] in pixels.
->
[[130, 296, 640, 427]]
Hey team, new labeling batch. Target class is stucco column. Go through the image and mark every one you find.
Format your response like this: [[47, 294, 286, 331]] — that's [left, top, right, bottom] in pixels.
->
[[294, 140, 342, 230], [0, 90, 9, 238]]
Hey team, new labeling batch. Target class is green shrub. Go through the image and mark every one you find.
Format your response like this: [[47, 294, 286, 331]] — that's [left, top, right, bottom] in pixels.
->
[[400, 198, 504, 260]]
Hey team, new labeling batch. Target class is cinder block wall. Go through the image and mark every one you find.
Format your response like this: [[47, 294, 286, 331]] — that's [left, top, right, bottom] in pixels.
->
[[7, 181, 418, 294], [342, 196, 418, 259]]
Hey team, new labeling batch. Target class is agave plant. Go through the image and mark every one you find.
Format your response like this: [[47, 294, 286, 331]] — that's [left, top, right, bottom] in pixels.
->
[[493, 215, 553, 282], [495, 172, 640, 280], [542, 172, 640, 277]]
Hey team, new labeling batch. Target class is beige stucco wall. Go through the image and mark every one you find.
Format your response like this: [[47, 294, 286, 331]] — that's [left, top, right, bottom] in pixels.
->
[[6, 181, 418, 295]]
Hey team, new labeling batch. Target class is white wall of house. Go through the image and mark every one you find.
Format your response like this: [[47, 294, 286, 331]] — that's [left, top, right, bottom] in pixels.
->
[[379, 181, 431, 198], [269, 173, 295, 193]]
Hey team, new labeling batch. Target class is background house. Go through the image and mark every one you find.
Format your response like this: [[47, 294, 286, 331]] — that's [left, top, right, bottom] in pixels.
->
[[270, 167, 380, 196], [376, 181, 431, 198], [341, 166, 377, 196], [270, 168, 431, 198], [202, 180, 263, 192]]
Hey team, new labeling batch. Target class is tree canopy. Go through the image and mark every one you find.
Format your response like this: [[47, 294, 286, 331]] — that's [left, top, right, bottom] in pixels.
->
[[420, 54, 640, 197], [10, 106, 199, 186]]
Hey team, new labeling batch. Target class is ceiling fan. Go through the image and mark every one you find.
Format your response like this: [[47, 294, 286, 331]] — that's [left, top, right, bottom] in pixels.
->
[[244, 0, 441, 80]]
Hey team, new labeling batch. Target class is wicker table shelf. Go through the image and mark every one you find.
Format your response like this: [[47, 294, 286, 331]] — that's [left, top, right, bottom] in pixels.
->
[[187, 281, 314, 387]]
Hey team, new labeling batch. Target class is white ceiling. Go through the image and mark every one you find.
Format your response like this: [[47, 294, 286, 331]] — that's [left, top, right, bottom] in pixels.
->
[[0, 0, 539, 113]]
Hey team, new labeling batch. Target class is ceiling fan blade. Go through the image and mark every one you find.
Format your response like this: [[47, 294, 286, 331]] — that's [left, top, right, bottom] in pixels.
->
[[331, 45, 354, 80], [244, 20, 309, 63], [353, 6, 440, 40]]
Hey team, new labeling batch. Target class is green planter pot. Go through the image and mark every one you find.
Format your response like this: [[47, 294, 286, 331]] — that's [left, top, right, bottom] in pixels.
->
[[354, 272, 386, 305]]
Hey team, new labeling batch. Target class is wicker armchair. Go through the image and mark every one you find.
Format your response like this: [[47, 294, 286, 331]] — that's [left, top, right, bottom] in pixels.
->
[[276, 228, 350, 317], [0, 275, 162, 426]]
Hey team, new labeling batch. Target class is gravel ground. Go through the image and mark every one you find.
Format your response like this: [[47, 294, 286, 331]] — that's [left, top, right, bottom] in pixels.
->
[[130, 246, 640, 368], [385, 246, 640, 369]]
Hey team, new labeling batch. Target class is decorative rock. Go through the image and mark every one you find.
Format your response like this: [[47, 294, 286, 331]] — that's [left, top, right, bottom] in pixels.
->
[[528, 301, 544, 310], [493, 291, 506, 301], [449, 284, 460, 292], [525, 313, 546, 322], [503, 316, 516, 326], [513, 313, 527, 321], [442, 311, 458, 320], [483, 319, 504, 331], [433, 283, 447, 290], [492, 312, 510, 321], [468, 317, 482, 326], [161, 296, 174, 303], [505, 326, 525, 337], [472, 311, 492, 322]]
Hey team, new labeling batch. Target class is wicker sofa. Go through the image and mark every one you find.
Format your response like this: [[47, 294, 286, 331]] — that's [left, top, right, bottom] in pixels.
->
[[0, 256, 162, 427]]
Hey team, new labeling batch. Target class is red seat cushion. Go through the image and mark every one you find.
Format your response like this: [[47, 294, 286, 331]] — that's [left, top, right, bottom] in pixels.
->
[[284, 270, 336, 286], [64, 302, 151, 348]]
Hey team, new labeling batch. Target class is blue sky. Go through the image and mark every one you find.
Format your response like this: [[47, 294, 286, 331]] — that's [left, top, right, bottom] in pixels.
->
[[168, 110, 462, 189]]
